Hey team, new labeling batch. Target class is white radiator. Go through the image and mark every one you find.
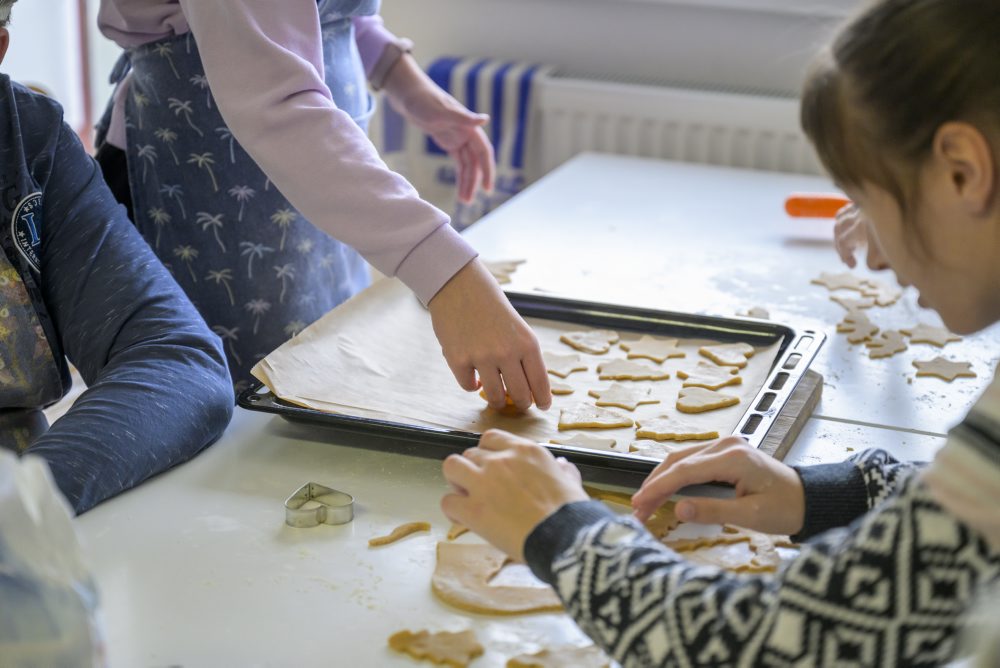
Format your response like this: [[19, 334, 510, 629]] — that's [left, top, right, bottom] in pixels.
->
[[527, 73, 823, 180]]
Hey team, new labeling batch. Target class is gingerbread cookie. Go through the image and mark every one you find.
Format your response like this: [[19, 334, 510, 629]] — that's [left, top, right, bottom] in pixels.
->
[[677, 361, 742, 390], [830, 295, 876, 311], [836, 311, 879, 343], [860, 279, 903, 306], [619, 335, 685, 363], [865, 330, 908, 359], [635, 416, 720, 441], [676, 387, 740, 414], [549, 380, 574, 395], [811, 271, 868, 292], [506, 645, 610, 668], [901, 323, 962, 347], [699, 342, 755, 368], [587, 383, 660, 411], [550, 433, 621, 452], [558, 404, 634, 430], [597, 359, 670, 381], [559, 329, 620, 354], [912, 357, 976, 381], [543, 352, 587, 378], [388, 629, 484, 668], [483, 259, 525, 285]]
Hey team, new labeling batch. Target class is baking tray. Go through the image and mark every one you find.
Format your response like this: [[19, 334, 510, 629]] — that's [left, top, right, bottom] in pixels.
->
[[238, 291, 825, 475]]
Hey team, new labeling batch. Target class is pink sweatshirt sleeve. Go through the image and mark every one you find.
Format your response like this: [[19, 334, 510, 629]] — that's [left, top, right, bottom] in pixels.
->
[[177, 0, 475, 304], [352, 14, 396, 78]]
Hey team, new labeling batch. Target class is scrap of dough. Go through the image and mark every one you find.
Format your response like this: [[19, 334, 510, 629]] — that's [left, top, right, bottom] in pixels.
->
[[901, 323, 962, 347], [677, 387, 740, 414], [550, 380, 574, 395], [699, 342, 755, 368], [369, 521, 431, 547], [431, 543, 562, 615], [830, 294, 876, 311], [636, 416, 720, 441], [677, 387, 740, 413], [836, 311, 879, 344], [912, 357, 977, 381], [811, 271, 868, 292], [388, 629, 484, 668], [558, 404, 634, 431], [506, 644, 610, 668], [559, 329, 620, 355], [677, 361, 742, 390], [619, 335, 686, 362], [543, 352, 588, 378], [597, 359, 670, 381], [584, 486, 680, 539], [739, 307, 770, 320], [860, 279, 903, 306], [865, 330, 908, 359], [550, 433, 620, 452], [665, 526, 796, 573], [629, 440, 680, 460], [447, 523, 469, 541], [484, 259, 525, 285], [587, 383, 660, 411]]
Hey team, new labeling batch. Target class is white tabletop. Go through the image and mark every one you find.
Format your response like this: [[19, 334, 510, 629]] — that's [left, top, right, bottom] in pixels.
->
[[78, 154, 994, 666]]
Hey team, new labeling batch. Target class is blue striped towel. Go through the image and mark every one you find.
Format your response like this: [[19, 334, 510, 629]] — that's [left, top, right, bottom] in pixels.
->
[[380, 56, 552, 230]]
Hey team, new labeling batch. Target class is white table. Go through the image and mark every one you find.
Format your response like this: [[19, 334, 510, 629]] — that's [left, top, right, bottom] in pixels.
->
[[78, 154, 992, 667]]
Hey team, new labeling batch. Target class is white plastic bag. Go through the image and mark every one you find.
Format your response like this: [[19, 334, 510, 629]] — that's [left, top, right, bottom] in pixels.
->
[[0, 451, 105, 667]]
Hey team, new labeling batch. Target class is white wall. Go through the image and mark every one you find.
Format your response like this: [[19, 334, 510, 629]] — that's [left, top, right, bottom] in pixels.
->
[[380, 0, 851, 97]]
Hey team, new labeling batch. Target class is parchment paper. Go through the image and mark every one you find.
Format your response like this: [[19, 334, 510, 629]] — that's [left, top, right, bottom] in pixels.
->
[[253, 279, 782, 455]]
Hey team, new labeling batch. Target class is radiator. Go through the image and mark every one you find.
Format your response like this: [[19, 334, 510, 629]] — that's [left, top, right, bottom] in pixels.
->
[[527, 73, 823, 179]]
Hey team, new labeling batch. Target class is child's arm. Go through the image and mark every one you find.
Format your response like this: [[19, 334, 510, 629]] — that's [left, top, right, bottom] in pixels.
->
[[525, 471, 994, 667], [24, 122, 234, 514]]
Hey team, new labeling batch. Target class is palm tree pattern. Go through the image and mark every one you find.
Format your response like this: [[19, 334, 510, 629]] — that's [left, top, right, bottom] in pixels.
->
[[120, 19, 374, 384]]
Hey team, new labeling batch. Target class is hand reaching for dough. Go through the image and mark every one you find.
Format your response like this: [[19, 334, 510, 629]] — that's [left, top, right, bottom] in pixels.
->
[[631, 436, 806, 536], [441, 430, 588, 562], [428, 259, 551, 412]]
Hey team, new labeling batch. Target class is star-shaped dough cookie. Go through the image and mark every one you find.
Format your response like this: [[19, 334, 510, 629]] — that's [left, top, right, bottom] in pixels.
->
[[901, 323, 962, 347], [836, 311, 879, 343], [597, 359, 670, 381], [811, 271, 868, 292], [677, 387, 740, 413], [860, 279, 903, 306], [699, 342, 755, 368], [558, 404, 634, 430], [587, 383, 660, 411], [543, 352, 587, 378], [677, 361, 742, 390], [388, 629, 484, 667], [559, 329, 620, 354], [483, 259, 525, 285], [865, 330, 908, 359], [549, 380, 574, 395], [912, 357, 976, 381], [635, 416, 720, 441], [830, 295, 876, 311], [619, 335, 686, 363], [550, 433, 621, 452]]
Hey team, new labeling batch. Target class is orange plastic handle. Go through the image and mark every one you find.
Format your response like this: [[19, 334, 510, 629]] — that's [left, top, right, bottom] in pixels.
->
[[785, 193, 851, 218]]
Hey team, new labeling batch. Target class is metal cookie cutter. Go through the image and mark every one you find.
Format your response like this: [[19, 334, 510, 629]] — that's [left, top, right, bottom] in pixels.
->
[[284, 483, 354, 528]]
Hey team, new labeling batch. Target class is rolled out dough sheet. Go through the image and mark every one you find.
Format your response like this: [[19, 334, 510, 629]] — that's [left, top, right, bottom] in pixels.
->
[[253, 279, 782, 449]]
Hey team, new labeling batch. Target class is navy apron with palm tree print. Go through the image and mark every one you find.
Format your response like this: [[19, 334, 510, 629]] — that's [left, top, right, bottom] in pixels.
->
[[120, 0, 379, 391]]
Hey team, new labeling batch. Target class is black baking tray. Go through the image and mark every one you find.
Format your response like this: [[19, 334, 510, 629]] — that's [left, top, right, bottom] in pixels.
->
[[238, 291, 825, 476]]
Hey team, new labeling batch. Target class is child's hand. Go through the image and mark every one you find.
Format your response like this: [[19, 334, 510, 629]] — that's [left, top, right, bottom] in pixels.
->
[[631, 437, 806, 536], [441, 430, 588, 562], [835, 203, 889, 270], [428, 259, 551, 412]]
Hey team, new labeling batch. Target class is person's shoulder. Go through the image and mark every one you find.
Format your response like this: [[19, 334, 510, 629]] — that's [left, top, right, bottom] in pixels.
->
[[0, 75, 66, 135]]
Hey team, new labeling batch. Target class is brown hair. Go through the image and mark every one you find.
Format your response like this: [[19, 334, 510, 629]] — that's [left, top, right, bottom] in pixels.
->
[[801, 0, 1000, 211]]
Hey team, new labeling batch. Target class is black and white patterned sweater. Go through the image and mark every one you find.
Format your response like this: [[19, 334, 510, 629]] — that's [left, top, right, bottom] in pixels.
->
[[524, 448, 1000, 667]]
